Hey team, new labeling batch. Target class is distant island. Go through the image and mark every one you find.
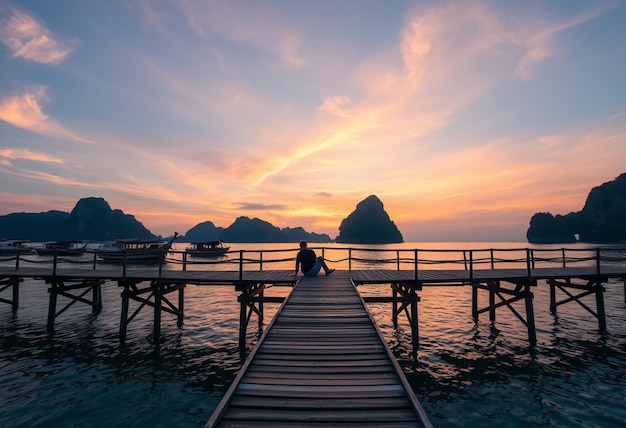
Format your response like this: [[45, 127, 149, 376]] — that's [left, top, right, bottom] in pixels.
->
[[0, 197, 335, 243], [527, 173, 626, 243], [0, 194, 408, 244], [185, 216, 332, 243], [336, 195, 403, 244], [0, 197, 154, 242]]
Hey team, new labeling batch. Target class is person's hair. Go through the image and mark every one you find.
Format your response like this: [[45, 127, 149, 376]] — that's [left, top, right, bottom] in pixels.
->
[[299, 240, 307, 248]]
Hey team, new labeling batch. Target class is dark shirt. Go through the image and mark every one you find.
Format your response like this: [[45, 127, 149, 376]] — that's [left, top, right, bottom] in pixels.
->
[[296, 248, 317, 274]]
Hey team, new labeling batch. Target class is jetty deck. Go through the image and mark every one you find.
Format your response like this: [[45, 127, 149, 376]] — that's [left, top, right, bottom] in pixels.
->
[[206, 274, 431, 427]]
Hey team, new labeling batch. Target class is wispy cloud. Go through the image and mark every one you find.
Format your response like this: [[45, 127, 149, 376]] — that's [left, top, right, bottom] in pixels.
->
[[0, 86, 92, 143], [512, 4, 612, 80], [235, 202, 289, 211], [317, 96, 353, 118], [174, 0, 305, 67], [0, 147, 64, 163], [0, 3, 76, 64]]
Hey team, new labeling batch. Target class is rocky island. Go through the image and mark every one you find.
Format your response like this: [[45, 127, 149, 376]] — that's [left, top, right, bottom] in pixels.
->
[[335, 195, 403, 244], [0, 197, 155, 241], [527, 173, 626, 243]]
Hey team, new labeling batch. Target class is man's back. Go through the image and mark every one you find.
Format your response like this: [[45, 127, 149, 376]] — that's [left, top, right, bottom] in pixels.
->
[[297, 248, 316, 273]]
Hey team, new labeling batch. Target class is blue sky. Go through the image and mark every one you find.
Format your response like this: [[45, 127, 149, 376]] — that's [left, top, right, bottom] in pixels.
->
[[1, 0, 625, 241]]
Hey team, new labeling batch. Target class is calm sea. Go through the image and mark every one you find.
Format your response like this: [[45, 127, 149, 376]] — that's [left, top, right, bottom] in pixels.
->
[[1, 242, 625, 427]]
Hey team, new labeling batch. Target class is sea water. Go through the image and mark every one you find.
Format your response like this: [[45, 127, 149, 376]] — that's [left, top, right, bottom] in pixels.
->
[[0, 242, 625, 427]]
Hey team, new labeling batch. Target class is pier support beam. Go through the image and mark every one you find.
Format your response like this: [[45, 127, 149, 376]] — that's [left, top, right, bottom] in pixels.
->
[[46, 278, 103, 331], [472, 280, 537, 345], [238, 282, 267, 349], [0, 277, 21, 310], [362, 282, 421, 352], [391, 282, 421, 352], [548, 277, 607, 332], [118, 280, 186, 342]]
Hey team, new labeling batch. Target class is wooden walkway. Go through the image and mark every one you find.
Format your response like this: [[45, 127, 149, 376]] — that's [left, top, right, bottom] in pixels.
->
[[207, 274, 431, 427]]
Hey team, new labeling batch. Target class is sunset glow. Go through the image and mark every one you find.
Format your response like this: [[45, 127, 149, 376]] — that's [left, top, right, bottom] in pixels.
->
[[1, 1, 625, 241]]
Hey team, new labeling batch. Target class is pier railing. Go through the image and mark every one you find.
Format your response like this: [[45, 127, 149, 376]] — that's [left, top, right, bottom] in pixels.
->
[[2, 245, 626, 280]]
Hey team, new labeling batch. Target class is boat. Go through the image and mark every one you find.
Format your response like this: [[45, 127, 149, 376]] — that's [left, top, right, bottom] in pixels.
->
[[186, 240, 230, 257], [36, 240, 89, 256], [0, 238, 36, 255], [97, 233, 178, 263]]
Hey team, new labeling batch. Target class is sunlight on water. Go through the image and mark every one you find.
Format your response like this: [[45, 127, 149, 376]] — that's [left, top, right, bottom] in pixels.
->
[[1, 242, 625, 427]]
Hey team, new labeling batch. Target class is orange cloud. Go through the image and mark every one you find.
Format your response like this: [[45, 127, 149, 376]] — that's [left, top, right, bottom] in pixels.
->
[[0, 86, 92, 143], [0, 147, 64, 163]]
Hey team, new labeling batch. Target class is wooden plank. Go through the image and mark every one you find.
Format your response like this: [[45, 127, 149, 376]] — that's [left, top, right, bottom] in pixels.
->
[[217, 420, 421, 428], [240, 375, 401, 386], [220, 407, 419, 423], [245, 365, 395, 374], [229, 395, 412, 409]]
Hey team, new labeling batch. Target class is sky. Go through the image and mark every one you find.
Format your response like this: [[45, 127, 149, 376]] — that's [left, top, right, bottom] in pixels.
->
[[1, 0, 625, 242]]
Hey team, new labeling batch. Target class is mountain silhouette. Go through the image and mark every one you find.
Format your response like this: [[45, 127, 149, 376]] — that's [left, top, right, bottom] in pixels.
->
[[335, 195, 403, 244], [527, 173, 626, 243]]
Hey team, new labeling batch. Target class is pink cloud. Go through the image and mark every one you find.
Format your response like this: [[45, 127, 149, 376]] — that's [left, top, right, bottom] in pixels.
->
[[0, 4, 76, 64], [0, 86, 92, 143]]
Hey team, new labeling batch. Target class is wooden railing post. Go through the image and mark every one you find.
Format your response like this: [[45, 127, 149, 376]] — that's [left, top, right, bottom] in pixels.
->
[[526, 249, 532, 278], [239, 250, 244, 284], [348, 248, 352, 272], [490, 249, 494, 269], [182, 251, 187, 271], [414, 249, 418, 284], [469, 250, 474, 282], [596, 248, 601, 276], [53, 252, 58, 277], [123, 252, 127, 278], [158, 250, 163, 276]]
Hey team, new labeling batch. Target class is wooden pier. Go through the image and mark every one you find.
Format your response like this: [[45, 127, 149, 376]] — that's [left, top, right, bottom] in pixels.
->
[[2, 246, 626, 427], [1, 246, 626, 351], [207, 274, 431, 427]]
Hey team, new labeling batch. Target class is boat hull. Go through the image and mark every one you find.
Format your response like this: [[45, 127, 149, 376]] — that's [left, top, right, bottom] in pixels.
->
[[36, 248, 88, 256], [187, 249, 229, 257], [96, 251, 167, 263]]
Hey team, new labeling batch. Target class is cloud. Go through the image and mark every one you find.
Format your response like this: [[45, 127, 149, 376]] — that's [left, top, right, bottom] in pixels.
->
[[0, 86, 92, 143], [317, 96, 352, 118], [235, 202, 289, 211], [314, 192, 333, 198], [0, 3, 76, 64], [0, 147, 64, 163], [172, 0, 305, 67], [513, 5, 612, 80]]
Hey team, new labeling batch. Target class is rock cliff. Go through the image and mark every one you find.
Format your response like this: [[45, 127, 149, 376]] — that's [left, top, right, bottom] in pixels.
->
[[0, 197, 155, 241], [219, 217, 332, 243], [335, 195, 403, 244], [527, 173, 626, 243]]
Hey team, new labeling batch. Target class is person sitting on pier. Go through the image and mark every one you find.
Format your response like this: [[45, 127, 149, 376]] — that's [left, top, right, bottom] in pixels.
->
[[295, 240, 335, 277]]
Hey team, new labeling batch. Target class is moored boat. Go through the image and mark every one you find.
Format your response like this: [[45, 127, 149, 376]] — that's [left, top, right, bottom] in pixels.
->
[[97, 233, 178, 263], [0, 238, 36, 255], [36, 240, 88, 256], [186, 240, 230, 257]]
